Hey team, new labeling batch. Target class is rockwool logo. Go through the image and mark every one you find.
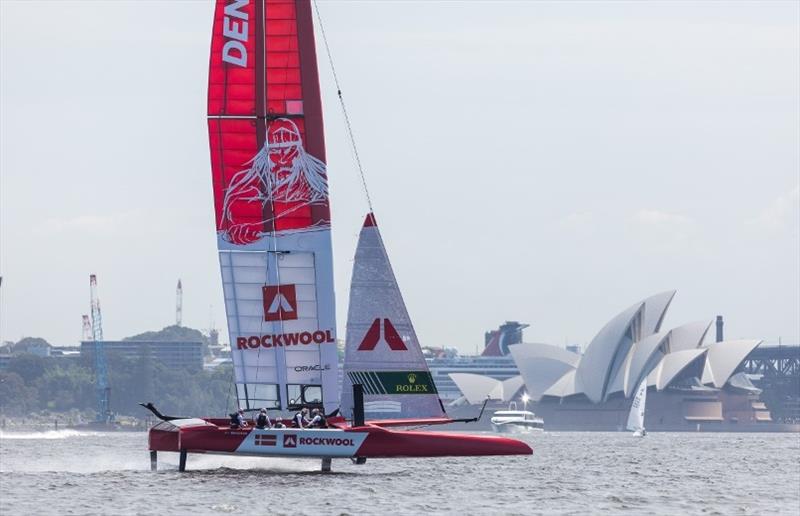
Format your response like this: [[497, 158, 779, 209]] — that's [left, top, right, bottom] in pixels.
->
[[263, 284, 298, 321], [357, 318, 408, 351], [221, 0, 249, 67], [283, 434, 297, 448], [298, 437, 355, 447]]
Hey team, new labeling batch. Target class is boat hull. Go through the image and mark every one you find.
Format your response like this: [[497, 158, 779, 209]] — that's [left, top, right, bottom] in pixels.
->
[[490, 422, 543, 434], [148, 418, 532, 459]]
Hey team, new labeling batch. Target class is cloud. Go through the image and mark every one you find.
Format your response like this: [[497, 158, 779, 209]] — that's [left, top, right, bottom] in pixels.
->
[[630, 209, 699, 249], [33, 212, 141, 236], [748, 185, 800, 233]]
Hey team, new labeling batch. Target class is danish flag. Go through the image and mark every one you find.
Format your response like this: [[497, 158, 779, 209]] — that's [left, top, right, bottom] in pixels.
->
[[357, 318, 408, 351], [262, 285, 298, 322], [255, 434, 276, 447]]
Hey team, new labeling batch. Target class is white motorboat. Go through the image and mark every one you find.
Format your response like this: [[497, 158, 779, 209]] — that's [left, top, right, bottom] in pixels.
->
[[490, 402, 543, 434]]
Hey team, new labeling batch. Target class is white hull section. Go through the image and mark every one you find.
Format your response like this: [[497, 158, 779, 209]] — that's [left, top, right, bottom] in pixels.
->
[[491, 422, 543, 434], [235, 428, 368, 458]]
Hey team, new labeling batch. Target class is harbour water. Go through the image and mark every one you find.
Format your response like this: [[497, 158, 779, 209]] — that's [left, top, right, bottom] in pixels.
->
[[0, 430, 798, 515]]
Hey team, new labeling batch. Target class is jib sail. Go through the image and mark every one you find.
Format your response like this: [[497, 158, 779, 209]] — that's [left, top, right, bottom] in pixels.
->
[[340, 214, 447, 420], [207, 0, 337, 413]]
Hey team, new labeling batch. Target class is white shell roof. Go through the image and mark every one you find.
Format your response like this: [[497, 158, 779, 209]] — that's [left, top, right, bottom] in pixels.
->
[[448, 373, 524, 404], [543, 369, 586, 398], [576, 301, 644, 403], [606, 345, 634, 396], [667, 320, 713, 353], [641, 291, 677, 336], [449, 373, 501, 405], [700, 339, 762, 388], [624, 330, 669, 397], [509, 343, 580, 402], [648, 348, 707, 390]]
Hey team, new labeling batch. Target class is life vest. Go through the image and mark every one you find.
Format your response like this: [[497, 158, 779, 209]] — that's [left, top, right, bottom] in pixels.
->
[[256, 414, 268, 428], [229, 413, 239, 428], [293, 412, 305, 428]]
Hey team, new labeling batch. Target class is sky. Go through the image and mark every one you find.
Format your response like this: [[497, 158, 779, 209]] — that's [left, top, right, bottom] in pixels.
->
[[1, 1, 798, 353]]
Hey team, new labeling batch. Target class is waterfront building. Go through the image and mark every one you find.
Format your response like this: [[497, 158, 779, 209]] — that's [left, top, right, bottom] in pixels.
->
[[80, 340, 203, 371], [448, 292, 798, 432]]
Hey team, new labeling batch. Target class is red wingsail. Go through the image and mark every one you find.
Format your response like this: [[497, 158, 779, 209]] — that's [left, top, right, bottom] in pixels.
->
[[208, 0, 328, 241]]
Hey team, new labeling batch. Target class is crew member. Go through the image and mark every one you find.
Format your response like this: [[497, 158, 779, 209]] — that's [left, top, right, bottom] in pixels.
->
[[230, 409, 248, 429], [293, 408, 309, 428], [308, 408, 326, 428], [255, 408, 271, 429], [273, 417, 287, 429]]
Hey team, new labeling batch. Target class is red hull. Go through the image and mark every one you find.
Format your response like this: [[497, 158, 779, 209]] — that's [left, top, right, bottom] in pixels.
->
[[148, 418, 532, 459]]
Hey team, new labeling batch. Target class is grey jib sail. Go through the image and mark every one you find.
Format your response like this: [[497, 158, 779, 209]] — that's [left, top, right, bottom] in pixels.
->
[[340, 214, 446, 420]]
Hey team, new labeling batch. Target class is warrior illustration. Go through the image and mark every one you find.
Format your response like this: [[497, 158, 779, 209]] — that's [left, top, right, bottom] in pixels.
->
[[221, 118, 329, 244]]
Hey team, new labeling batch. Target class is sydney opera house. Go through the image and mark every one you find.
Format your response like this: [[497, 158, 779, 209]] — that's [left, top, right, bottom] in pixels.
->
[[450, 291, 789, 431]]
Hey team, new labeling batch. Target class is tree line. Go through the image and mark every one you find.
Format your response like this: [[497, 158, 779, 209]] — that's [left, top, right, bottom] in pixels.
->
[[0, 351, 236, 418]]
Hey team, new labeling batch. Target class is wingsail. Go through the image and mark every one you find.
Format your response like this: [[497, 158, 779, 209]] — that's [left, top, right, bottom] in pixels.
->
[[207, 0, 338, 413], [340, 214, 447, 420]]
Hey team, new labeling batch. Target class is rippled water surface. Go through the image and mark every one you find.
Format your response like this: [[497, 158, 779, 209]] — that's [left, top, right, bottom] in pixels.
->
[[1, 430, 798, 515]]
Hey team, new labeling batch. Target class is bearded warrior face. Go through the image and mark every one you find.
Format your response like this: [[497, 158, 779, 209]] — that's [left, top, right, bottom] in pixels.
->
[[221, 117, 329, 235]]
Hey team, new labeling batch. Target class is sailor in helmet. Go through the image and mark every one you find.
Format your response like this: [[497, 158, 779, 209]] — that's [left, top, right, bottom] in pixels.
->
[[293, 407, 310, 429], [229, 409, 248, 429], [255, 408, 271, 429], [308, 408, 326, 428]]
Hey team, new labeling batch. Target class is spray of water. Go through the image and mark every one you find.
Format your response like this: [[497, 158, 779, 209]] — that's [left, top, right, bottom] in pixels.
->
[[0, 429, 102, 440]]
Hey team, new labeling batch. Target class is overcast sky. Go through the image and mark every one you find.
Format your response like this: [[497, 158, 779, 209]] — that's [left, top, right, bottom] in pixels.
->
[[1, 1, 798, 353]]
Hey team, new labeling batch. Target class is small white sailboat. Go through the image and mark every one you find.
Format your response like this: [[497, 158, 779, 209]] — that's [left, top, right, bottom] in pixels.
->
[[627, 378, 647, 437]]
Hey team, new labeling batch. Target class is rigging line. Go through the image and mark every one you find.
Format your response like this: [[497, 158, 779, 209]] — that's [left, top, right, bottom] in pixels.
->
[[312, 0, 374, 214]]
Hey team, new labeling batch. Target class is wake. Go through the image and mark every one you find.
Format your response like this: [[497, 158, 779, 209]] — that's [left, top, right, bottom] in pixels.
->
[[0, 429, 100, 440]]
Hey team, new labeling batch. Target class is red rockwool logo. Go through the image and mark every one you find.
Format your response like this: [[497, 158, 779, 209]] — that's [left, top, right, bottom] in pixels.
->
[[357, 318, 408, 351], [283, 434, 297, 448], [298, 437, 355, 446], [262, 284, 298, 322], [236, 330, 335, 350]]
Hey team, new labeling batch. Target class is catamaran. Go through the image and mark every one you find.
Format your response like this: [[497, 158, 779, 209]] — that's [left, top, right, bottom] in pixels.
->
[[626, 379, 648, 437], [144, 0, 532, 471]]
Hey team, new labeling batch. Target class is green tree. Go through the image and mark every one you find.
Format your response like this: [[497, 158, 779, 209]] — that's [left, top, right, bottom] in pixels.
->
[[0, 372, 38, 415], [7, 354, 47, 384]]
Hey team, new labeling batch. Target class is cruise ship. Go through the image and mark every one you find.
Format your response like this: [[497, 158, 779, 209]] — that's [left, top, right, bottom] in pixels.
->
[[425, 321, 528, 403]]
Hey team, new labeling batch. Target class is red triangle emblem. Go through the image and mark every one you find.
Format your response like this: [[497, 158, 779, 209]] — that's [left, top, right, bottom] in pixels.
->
[[357, 318, 408, 351]]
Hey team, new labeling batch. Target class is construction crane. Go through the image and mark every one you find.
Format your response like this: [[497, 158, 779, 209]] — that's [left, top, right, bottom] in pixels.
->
[[176, 279, 183, 327], [81, 315, 92, 342], [89, 274, 112, 424]]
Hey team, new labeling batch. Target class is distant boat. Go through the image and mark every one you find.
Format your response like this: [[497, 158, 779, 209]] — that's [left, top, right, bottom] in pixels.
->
[[491, 402, 543, 434], [627, 378, 648, 437]]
